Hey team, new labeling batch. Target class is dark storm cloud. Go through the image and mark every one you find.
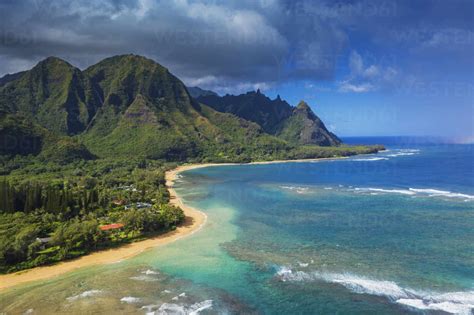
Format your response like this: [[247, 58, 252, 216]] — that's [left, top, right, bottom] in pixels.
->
[[0, 0, 472, 93]]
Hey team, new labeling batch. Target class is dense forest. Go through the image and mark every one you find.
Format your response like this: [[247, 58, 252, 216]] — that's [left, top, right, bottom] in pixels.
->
[[0, 159, 183, 273]]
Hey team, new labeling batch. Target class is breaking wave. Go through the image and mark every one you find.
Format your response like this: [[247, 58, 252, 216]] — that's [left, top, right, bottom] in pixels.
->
[[352, 157, 389, 161], [276, 267, 474, 314], [352, 187, 474, 201], [351, 148, 421, 161], [354, 187, 416, 195], [409, 188, 474, 200], [385, 149, 421, 157]]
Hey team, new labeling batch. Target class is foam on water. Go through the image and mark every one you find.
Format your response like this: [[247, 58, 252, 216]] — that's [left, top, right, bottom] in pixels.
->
[[120, 296, 141, 303], [351, 148, 421, 161], [280, 186, 309, 194], [151, 300, 213, 315], [385, 149, 421, 157], [276, 267, 474, 314], [66, 289, 103, 301], [397, 298, 474, 315], [354, 187, 416, 195], [129, 275, 160, 282], [350, 186, 474, 201], [130, 270, 161, 282], [143, 269, 160, 275], [156, 303, 186, 315], [409, 188, 474, 200], [352, 157, 389, 161], [189, 300, 214, 315]]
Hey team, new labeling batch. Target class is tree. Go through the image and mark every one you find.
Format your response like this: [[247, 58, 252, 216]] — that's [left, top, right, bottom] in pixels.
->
[[12, 224, 40, 262]]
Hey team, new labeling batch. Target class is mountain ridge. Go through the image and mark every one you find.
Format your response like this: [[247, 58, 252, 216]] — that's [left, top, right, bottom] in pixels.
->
[[0, 54, 380, 163], [195, 90, 341, 146]]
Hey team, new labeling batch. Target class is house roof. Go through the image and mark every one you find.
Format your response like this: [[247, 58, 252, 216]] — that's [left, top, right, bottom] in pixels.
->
[[99, 223, 124, 231], [36, 237, 52, 243]]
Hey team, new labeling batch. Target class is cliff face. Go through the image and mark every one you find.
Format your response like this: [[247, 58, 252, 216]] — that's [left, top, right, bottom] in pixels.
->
[[197, 91, 341, 146], [197, 90, 293, 134], [0, 57, 101, 136], [276, 101, 341, 146]]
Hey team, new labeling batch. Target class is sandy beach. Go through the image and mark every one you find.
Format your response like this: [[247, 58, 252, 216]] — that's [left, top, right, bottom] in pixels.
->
[[0, 157, 343, 291]]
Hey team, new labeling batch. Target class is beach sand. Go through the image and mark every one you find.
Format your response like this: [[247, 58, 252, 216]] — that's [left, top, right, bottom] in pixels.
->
[[0, 157, 344, 291]]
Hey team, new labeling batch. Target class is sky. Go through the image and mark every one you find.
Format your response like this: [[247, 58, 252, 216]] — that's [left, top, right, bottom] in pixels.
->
[[0, 0, 473, 140]]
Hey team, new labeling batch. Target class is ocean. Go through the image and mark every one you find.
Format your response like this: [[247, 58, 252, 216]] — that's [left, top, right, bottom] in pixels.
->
[[1, 137, 473, 314]]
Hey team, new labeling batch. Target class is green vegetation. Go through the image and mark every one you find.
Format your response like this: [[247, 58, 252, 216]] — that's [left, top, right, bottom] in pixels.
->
[[0, 159, 183, 273], [0, 54, 384, 273]]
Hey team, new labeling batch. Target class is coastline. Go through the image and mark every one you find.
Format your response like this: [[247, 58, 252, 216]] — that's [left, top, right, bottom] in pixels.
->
[[0, 156, 344, 292]]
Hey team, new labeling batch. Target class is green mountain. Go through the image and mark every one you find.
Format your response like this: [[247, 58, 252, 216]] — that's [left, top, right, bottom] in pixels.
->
[[0, 55, 295, 162], [0, 54, 380, 164], [196, 90, 341, 146], [80, 55, 292, 161]]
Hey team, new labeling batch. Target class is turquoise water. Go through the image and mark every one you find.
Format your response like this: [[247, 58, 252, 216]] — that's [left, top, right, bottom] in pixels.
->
[[1, 140, 473, 314]]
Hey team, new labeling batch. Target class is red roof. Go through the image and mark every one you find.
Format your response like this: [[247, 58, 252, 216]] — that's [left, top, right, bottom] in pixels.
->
[[99, 223, 124, 231]]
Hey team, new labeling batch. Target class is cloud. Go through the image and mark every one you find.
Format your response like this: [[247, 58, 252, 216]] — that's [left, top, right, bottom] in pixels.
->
[[0, 0, 356, 92], [389, 26, 474, 51], [0, 0, 472, 95], [338, 50, 399, 93], [339, 81, 374, 93], [182, 74, 272, 95]]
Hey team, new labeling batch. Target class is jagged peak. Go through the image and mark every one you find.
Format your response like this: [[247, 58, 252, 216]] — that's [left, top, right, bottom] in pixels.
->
[[296, 100, 311, 111]]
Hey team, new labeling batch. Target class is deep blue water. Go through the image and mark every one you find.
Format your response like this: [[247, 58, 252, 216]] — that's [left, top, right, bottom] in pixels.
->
[[172, 138, 474, 314]]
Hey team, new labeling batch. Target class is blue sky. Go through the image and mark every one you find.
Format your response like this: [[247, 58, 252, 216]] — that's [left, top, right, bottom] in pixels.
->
[[0, 0, 472, 140]]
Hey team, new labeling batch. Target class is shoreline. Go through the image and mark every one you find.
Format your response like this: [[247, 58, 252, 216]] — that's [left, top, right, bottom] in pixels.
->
[[0, 156, 344, 291]]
